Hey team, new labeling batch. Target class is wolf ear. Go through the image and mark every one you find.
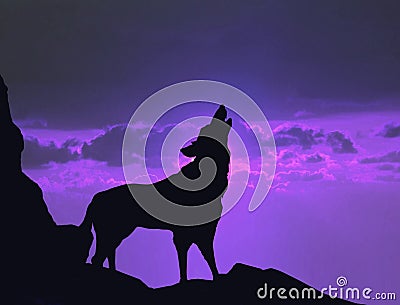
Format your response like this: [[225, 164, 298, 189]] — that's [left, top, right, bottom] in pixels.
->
[[221, 118, 232, 138], [213, 105, 227, 121]]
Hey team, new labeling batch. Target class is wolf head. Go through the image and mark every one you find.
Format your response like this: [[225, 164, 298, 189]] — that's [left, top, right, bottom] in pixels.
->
[[180, 105, 232, 160]]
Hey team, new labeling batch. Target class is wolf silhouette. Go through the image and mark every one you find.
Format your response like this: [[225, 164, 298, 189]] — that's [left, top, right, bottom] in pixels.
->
[[80, 105, 232, 281]]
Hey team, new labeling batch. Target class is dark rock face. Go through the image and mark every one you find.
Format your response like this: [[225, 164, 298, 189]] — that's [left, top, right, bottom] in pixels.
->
[[1, 75, 92, 298], [2, 75, 56, 282], [1, 75, 25, 173], [155, 264, 363, 305], [11, 263, 362, 305]]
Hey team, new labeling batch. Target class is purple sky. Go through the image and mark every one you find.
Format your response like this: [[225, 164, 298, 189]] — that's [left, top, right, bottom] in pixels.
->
[[1, 1, 400, 303], [18, 110, 400, 299]]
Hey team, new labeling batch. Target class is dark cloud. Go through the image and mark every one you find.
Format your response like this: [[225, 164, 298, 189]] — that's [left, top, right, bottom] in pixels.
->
[[277, 150, 297, 161], [80, 123, 175, 167], [81, 125, 127, 167], [360, 151, 400, 164], [274, 124, 357, 154], [304, 152, 326, 163], [326, 131, 357, 154], [378, 123, 400, 138], [376, 175, 400, 183], [274, 125, 324, 149], [377, 164, 395, 171], [22, 136, 78, 169]]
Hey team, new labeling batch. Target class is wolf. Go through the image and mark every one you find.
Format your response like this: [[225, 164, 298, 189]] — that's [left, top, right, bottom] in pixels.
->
[[80, 105, 232, 282]]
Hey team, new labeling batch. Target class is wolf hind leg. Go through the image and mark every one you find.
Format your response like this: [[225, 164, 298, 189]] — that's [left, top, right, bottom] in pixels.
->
[[91, 229, 118, 268], [173, 233, 192, 283], [91, 234, 108, 267], [107, 247, 116, 270]]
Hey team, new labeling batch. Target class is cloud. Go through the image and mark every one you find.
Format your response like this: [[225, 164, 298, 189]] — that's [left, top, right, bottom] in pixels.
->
[[377, 122, 400, 138], [276, 149, 297, 161], [273, 124, 324, 149], [360, 151, 400, 164], [80, 122, 177, 167], [377, 164, 395, 171], [376, 175, 400, 183], [81, 125, 127, 167], [273, 123, 357, 154], [326, 131, 358, 154], [273, 148, 338, 190], [304, 152, 326, 163], [22, 136, 79, 169], [29, 160, 126, 193], [294, 110, 314, 118], [275, 168, 335, 182], [276, 149, 335, 173], [16, 119, 48, 129], [277, 150, 327, 164]]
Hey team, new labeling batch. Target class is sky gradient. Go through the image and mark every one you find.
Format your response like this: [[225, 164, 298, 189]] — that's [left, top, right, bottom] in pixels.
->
[[1, 1, 399, 303]]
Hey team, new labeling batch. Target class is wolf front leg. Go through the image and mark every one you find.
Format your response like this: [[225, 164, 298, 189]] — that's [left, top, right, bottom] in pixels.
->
[[197, 237, 219, 280]]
